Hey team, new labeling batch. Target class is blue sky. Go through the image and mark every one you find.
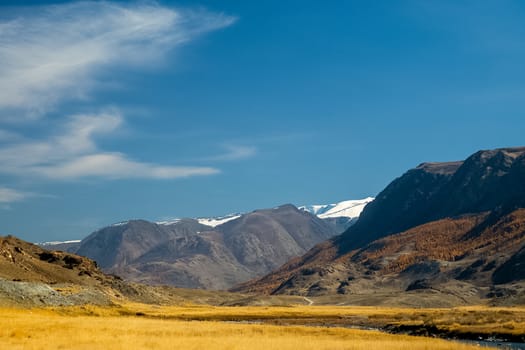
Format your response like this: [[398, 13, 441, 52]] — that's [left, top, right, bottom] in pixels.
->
[[1, 1, 525, 242]]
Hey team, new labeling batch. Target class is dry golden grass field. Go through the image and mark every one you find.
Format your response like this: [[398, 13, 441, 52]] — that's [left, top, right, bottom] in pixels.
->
[[0, 304, 515, 349]]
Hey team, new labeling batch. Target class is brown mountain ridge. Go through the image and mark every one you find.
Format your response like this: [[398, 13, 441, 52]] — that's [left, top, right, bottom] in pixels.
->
[[1, 234, 315, 307], [75, 204, 338, 290], [235, 147, 525, 306]]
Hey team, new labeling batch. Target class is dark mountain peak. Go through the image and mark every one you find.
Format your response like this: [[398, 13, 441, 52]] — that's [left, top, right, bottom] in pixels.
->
[[476, 146, 525, 159], [337, 146, 525, 254], [462, 147, 524, 173], [273, 203, 299, 211], [337, 160, 457, 252], [415, 161, 463, 175]]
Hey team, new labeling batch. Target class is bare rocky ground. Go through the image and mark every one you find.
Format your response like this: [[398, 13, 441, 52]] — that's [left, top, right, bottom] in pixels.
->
[[0, 279, 113, 307], [3, 235, 525, 349], [2, 228, 524, 309], [0, 234, 314, 307]]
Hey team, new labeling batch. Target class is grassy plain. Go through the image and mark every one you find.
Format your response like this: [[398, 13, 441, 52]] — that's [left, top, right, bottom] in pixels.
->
[[64, 302, 525, 338], [2, 303, 521, 349], [0, 305, 496, 350]]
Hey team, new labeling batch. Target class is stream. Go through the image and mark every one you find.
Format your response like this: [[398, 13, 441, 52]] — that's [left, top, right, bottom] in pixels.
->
[[458, 339, 525, 349]]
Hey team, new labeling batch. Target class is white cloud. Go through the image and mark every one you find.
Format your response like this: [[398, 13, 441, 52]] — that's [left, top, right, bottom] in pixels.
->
[[58, 111, 123, 154], [0, 111, 220, 180], [0, 129, 20, 142], [0, 187, 29, 204], [0, 2, 232, 182], [208, 145, 257, 161], [0, 1, 236, 120], [0, 111, 122, 172], [36, 153, 219, 180]]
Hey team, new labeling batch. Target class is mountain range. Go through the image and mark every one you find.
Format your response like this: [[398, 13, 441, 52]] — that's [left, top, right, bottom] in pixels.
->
[[235, 147, 525, 306], [43, 198, 371, 290], [31, 146, 525, 306]]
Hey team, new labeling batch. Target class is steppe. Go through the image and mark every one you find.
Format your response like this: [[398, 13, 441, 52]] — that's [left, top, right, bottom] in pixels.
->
[[3, 303, 516, 350]]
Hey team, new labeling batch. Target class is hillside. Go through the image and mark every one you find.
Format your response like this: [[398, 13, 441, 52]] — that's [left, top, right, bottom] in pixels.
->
[[0, 235, 315, 307], [0, 235, 109, 285], [75, 205, 338, 290], [338, 147, 525, 253], [236, 147, 525, 305], [0, 234, 124, 306]]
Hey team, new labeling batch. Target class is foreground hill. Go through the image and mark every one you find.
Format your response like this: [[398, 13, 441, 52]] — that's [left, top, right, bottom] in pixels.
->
[[0, 235, 314, 307], [236, 147, 525, 306], [75, 205, 338, 290], [0, 235, 122, 306], [0, 235, 109, 285]]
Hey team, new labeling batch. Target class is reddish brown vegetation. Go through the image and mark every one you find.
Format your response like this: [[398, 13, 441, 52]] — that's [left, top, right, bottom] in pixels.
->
[[238, 209, 525, 295], [357, 210, 525, 274]]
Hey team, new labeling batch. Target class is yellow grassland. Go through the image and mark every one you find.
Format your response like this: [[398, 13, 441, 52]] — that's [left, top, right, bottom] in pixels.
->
[[0, 305, 494, 350], [53, 302, 525, 336], [1, 303, 519, 349]]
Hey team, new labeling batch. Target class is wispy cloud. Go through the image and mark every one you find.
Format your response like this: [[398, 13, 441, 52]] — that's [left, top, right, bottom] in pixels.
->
[[36, 153, 220, 180], [0, 2, 234, 182], [207, 145, 257, 161], [0, 1, 234, 181], [0, 111, 219, 180], [0, 187, 30, 204], [0, 1, 236, 120], [0, 129, 21, 141]]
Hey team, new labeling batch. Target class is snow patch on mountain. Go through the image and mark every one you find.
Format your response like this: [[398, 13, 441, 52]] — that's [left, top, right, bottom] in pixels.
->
[[110, 198, 373, 232], [299, 197, 374, 219], [38, 240, 82, 246], [156, 219, 181, 226], [111, 221, 130, 227], [196, 214, 241, 227], [154, 214, 241, 228]]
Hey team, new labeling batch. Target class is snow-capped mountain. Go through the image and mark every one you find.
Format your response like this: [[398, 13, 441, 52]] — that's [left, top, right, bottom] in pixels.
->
[[195, 214, 242, 227], [156, 198, 374, 231], [75, 198, 374, 241], [155, 213, 242, 228], [299, 197, 374, 219], [36, 197, 373, 290], [299, 197, 374, 233], [38, 239, 82, 246], [36, 239, 82, 253]]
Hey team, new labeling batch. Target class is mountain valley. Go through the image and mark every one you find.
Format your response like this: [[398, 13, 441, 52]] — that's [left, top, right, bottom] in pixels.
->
[[58, 199, 370, 290], [235, 147, 525, 307], [12, 146, 525, 308]]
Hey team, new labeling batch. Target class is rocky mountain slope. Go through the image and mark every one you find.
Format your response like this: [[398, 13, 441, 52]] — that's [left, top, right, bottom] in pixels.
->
[[75, 204, 339, 290], [338, 147, 525, 253], [236, 147, 525, 305], [0, 235, 109, 285], [0, 234, 122, 306], [0, 235, 310, 307]]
